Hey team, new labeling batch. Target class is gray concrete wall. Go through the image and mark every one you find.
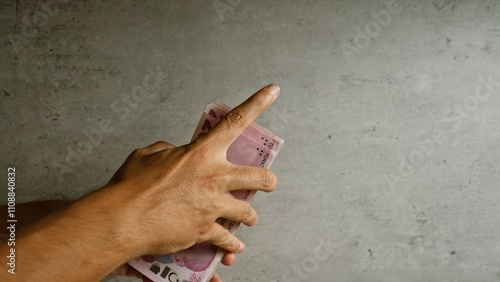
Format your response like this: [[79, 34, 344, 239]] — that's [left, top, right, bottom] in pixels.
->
[[1, 0, 499, 281]]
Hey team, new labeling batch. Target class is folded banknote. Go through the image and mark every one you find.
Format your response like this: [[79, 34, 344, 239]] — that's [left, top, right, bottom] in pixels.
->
[[129, 101, 284, 282]]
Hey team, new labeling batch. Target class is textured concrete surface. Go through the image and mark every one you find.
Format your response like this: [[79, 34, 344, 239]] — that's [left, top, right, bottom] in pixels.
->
[[1, 0, 500, 281]]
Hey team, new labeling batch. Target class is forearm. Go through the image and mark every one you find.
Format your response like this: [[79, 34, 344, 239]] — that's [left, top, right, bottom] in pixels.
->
[[0, 185, 137, 281], [0, 200, 74, 234]]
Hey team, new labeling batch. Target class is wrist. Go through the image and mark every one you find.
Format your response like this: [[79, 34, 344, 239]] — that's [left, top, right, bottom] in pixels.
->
[[71, 184, 142, 260]]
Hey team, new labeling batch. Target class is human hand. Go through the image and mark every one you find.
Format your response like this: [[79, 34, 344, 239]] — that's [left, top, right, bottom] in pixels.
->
[[92, 84, 280, 258]]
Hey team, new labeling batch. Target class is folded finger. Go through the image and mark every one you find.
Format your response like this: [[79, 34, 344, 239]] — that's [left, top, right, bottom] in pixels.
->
[[218, 195, 259, 226], [204, 223, 245, 254], [224, 166, 278, 193], [221, 252, 236, 266]]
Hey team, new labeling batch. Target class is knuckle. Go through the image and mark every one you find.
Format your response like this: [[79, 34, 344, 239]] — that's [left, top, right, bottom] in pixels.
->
[[152, 140, 169, 148], [202, 171, 225, 195], [260, 169, 276, 190], [204, 199, 220, 214], [150, 140, 163, 146], [242, 204, 256, 224], [214, 229, 234, 249], [185, 141, 210, 160], [181, 142, 211, 166], [130, 148, 143, 158], [225, 111, 246, 129], [198, 224, 212, 238], [253, 95, 268, 107], [217, 170, 232, 186]]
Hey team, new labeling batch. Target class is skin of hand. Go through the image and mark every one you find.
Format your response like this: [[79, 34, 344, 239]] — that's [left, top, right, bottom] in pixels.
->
[[0, 200, 72, 231], [0, 84, 280, 282], [0, 200, 234, 281]]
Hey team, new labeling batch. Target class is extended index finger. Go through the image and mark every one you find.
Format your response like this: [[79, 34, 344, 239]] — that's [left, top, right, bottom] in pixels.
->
[[205, 84, 280, 148]]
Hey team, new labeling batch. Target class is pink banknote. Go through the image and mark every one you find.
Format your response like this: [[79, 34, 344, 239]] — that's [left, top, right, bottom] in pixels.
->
[[129, 101, 284, 282]]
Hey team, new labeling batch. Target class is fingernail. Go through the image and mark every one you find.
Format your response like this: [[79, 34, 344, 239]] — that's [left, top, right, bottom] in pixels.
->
[[266, 84, 280, 96], [238, 242, 245, 253]]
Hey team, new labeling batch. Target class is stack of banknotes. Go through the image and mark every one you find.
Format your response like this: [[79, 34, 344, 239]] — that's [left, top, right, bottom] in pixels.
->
[[128, 101, 284, 282]]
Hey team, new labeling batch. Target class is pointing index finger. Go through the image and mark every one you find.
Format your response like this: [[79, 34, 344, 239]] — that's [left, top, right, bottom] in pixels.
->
[[206, 84, 280, 148]]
